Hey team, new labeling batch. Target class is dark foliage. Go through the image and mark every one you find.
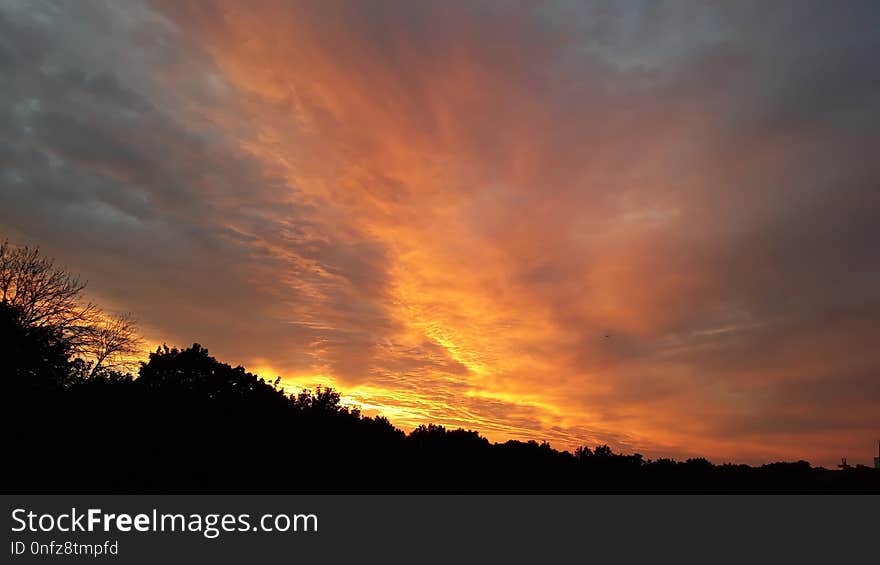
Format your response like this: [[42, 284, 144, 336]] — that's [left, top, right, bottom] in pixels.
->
[[3, 301, 878, 492], [1, 301, 73, 392]]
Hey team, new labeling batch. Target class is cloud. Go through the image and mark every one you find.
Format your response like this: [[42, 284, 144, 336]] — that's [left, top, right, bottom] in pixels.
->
[[3, 0, 879, 465], [0, 0, 452, 384]]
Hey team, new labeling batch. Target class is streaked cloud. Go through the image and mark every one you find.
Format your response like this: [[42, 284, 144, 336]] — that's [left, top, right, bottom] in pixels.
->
[[2, 0, 878, 466]]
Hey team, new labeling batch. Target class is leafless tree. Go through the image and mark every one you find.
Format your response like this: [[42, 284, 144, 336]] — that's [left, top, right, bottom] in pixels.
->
[[0, 239, 97, 331], [0, 239, 142, 375], [80, 312, 143, 376]]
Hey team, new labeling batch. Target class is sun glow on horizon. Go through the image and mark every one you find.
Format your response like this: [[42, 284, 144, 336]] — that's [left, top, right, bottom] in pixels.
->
[[3, 0, 879, 468]]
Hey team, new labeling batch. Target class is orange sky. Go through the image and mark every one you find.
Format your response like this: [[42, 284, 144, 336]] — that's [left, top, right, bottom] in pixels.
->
[[2, 1, 878, 466]]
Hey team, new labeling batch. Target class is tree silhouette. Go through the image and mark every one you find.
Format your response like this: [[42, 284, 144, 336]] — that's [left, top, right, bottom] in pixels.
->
[[138, 343, 277, 399], [0, 239, 97, 337], [0, 301, 72, 391], [3, 236, 879, 493], [0, 239, 141, 371], [82, 312, 141, 377]]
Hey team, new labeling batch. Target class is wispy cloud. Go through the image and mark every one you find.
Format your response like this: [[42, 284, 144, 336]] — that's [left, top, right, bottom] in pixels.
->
[[2, 0, 879, 466]]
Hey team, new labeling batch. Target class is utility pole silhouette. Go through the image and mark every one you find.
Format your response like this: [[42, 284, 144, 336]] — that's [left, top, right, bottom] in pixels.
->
[[874, 440, 880, 470]]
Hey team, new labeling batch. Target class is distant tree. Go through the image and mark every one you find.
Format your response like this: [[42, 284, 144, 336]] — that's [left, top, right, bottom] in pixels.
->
[[293, 385, 344, 412], [410, 423, 447, 438], [685, 457, 713, 467]]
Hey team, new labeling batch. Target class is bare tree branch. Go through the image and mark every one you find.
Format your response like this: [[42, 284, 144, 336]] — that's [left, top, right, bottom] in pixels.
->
[[81, 312, 143, 377], [1, 239, 142, 378]]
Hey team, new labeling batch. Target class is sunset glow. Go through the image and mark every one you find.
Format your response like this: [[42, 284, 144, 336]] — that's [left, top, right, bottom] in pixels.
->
[[2, 0, 879, 467]]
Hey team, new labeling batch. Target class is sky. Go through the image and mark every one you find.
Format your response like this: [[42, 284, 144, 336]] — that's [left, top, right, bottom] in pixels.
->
[[1, 0, 878, 467]]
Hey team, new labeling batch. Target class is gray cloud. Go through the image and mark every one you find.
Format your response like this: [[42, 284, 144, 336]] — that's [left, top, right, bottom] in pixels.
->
[[0, 0, 458, 382], [2, 0, 879, 465]]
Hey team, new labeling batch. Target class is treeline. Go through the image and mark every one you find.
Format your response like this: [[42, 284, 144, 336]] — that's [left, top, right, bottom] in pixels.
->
[[2, 240, 878, 492]]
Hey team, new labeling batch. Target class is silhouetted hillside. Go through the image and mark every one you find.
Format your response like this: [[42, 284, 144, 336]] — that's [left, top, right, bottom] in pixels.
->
[[3, 300, 878, 492]]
